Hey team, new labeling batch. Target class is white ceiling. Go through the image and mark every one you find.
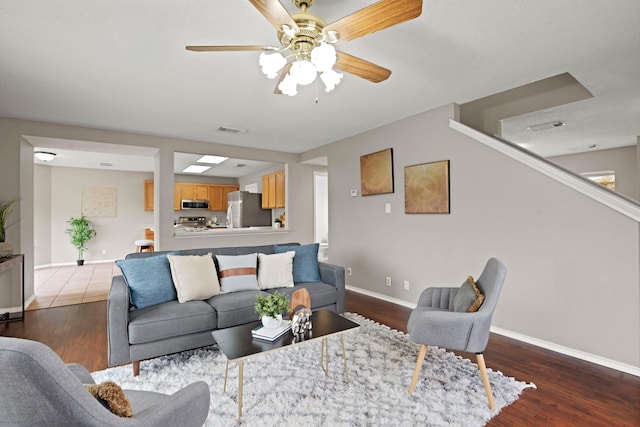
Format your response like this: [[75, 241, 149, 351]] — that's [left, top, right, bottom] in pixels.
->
[[2, 0, 639, 164]]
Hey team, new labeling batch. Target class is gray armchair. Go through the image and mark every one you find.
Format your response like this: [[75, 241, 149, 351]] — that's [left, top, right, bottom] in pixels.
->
[[407, 258, 507, 410], [0, 337, 210, 426]]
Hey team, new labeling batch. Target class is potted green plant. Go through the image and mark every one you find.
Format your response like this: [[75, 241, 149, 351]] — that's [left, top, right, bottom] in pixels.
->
[[0, 198, 18, 257], [65, 215, 96, 265], [255, 291, 289, 329]]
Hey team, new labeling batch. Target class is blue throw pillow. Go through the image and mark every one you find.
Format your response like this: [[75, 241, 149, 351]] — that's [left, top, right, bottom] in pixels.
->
[[115, 255, 177, 309], [274, 243, 321, 283]]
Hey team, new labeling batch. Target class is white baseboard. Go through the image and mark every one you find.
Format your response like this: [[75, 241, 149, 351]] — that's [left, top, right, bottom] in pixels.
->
[[35, 260, 116, 269], [346, 284, 640, 377], [1, 295, 36, 314]]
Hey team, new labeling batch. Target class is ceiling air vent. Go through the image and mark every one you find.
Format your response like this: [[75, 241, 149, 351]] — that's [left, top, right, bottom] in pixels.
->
[[100, 162, 113, 167], [217, 126, 246, 135], [526, 120, 566, 132]]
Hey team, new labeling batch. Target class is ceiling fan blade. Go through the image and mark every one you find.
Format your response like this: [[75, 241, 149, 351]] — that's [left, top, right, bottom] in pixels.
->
[[186, 45, 271, 52], [274, 62, 292, 95], [335, 51, 391, 83], [324, 0, 422, 44], [249, 0, 299, 32]]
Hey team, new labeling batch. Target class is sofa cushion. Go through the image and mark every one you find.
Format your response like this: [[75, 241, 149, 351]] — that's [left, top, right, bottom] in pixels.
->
[[128, 300, 216, 344], [267, 283, 338, 310], [274, 243, 321, 283], [257, 251, 295, 290], [453, 276, 485, 312], [207, 290, 270, 328], [167, 253, 220, 303], [115, 255, 177, 309], [216, 253, 260, 293]]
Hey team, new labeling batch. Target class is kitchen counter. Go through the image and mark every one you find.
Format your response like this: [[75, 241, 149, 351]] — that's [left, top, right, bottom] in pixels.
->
[[174, 226, 289, 238]]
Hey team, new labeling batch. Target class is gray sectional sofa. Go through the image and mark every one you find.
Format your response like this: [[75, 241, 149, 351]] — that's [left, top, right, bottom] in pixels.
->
[[107, 243, 345, 375]]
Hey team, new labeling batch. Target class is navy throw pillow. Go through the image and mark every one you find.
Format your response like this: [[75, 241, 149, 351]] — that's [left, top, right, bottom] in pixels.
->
[[115, 255, 177, 309], [274, 243, 321, 283]]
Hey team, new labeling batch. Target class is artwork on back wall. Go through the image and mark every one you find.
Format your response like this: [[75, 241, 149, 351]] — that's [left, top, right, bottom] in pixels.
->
[[360, 148, 394, 196], [404, 160, 450, 214]]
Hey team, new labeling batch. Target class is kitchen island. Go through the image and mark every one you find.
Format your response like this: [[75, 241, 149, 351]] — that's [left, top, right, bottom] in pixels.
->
[[174, 226, 288, 238]]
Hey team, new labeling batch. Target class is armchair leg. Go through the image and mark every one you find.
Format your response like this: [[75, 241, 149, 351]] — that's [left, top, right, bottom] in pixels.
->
[[408, 344, 428, 393], [132, 361, 140, 376], [476, 354, 496, 410]]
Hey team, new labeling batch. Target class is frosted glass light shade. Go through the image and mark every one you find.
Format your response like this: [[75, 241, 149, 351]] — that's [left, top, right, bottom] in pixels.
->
[[289, 59, 316, 86], [311, 43, 337, 72], [320, 68, 343, 92], [278, 73, 297, 96], [259, 52, 286, 79], [34, 151, 56, 162]]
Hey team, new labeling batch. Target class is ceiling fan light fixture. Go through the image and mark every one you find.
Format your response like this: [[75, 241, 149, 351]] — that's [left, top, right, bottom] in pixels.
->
[[311, 42, 337, 72], [278, 73, 298, 96], [320, 68, 343, 92], [289, 59, 317, 85], [259, 51, 286, 79]]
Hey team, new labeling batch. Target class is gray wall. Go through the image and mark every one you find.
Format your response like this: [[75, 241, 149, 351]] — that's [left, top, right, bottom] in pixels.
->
[[548, 145, 638, 201], [319, 104, 639, 368]]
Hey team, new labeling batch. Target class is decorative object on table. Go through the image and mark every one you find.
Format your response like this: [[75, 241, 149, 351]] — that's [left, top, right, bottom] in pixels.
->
[[65, 215, 96, 266], [92, 313, 534, 426], [255, 291, 289, 329], [404, 160, 450, 214], [291, 307, 312, 335], [360, 148, 394, 196], [0, 198, 18, 257], [251, 320, 292, 342]]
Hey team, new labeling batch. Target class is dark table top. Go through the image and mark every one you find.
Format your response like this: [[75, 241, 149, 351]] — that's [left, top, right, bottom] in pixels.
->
[[212, 310, 360, 361]]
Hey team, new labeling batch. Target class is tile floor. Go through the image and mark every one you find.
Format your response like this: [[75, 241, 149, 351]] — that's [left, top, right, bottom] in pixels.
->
[[28, 262, 119, 310]]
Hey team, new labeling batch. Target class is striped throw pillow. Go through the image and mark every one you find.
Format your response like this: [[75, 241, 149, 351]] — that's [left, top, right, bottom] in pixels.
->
[[216, 253, 260, 293]]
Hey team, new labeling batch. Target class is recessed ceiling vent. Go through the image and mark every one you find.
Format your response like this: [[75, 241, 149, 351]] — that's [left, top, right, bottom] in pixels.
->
[[100, 162, 113, 167], [527, 120, 566, 132], [217, 126, 246, 135]]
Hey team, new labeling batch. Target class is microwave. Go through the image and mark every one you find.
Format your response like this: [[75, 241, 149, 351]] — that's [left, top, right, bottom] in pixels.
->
[[181, 199, 209, 210]]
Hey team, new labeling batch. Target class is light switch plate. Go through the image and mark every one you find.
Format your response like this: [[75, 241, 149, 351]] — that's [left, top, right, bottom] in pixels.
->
[[385, 203, 391, 213]]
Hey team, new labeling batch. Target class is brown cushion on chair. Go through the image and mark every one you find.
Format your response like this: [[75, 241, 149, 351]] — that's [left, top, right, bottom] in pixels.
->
[[86, 381, 133, 417], [452, 276, 485, 313]]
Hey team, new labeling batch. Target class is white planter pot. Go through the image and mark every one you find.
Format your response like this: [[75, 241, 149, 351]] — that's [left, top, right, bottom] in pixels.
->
[[261, 315, 282, 329]]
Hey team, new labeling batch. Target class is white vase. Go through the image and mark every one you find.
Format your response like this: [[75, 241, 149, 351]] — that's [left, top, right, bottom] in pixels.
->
[[261, 315, 282, 329]]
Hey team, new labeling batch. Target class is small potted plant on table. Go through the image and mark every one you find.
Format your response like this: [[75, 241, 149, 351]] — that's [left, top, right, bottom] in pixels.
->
[[255, 291, 289, 329], [0, 198, 18, 257], [65, 215, 96, 265]]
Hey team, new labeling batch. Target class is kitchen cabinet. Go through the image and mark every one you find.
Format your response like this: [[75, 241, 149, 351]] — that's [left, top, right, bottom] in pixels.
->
[[261, 170, 285, 209], [181, 183, 208, 201], [208, 184, 238, 211], [144, 180, 154, 211], [174, 183, 181, 210], [222, 185, 239, 211]]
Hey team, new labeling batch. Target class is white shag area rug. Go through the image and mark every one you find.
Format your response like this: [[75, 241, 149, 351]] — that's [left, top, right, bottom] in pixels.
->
[[92, 313, 535, 426]]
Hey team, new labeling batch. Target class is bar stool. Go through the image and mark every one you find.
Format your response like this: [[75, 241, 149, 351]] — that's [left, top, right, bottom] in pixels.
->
[[135, 239, 154, 253]]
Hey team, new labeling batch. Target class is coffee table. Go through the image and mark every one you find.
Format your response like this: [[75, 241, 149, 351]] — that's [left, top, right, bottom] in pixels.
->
[[212, 310, 360, 424]]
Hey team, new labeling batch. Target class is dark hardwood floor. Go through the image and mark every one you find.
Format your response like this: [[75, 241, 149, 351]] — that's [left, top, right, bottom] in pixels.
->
[[2, 291, 638, 426]]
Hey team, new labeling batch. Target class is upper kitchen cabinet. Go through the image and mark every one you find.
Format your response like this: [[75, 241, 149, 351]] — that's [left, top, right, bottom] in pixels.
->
[[222, 185, 239, 211], [180, 183, 208, 200], [174, 183, 181, 210], [208, 184, 239, 211], [144, 180, 154, 211], [262, 170, 285, 209]]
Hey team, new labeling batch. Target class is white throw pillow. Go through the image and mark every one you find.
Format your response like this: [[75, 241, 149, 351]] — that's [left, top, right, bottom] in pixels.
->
[[257, 251, 295, 290], [167, 253, 220, 302]]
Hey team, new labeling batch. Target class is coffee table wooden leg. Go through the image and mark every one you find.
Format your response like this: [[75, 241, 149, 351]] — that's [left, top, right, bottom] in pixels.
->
[[340, 335, 350, 384], [237, 360, 244, 424], [223, 360, 229, 393]]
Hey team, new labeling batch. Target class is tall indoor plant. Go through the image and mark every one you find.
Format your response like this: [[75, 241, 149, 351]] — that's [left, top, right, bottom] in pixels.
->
[[0, 198, 18, 257], [65, 215, 96, 265]]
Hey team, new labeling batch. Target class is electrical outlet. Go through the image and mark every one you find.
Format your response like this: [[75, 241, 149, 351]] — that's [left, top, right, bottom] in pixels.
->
[[404, 280, 410, 290], [350, 189, 358, 197], [347, 267, 352, 276], [385, 203, 391, 213], [385, 276, 391, 287]]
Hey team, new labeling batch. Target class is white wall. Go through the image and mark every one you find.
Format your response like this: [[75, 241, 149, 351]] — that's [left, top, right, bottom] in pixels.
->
[[548, 145, 638, 201], [318, 104, 639, 369]]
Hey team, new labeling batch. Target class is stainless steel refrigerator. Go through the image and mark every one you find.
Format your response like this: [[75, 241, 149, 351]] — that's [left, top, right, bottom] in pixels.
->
[[226, 191, 272, 228]]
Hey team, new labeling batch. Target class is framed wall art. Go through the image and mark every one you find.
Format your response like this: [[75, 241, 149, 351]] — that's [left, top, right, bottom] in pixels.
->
[[404, 160, 450, 214], [360, 148, 394, 196]]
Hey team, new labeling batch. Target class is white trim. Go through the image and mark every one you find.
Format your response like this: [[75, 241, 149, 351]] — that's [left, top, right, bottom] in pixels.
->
[[491, 326, 640, 377], [449, 119, 640, 222], [346, 284, 640, 377]]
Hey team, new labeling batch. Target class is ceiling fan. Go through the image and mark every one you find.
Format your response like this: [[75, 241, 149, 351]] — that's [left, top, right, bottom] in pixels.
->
[[186, 0, 423, 96]]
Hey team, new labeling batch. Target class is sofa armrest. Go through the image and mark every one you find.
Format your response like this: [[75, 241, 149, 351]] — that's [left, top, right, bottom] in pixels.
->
[[107, 276, 131, 367], [318, 262, 345, 313]]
